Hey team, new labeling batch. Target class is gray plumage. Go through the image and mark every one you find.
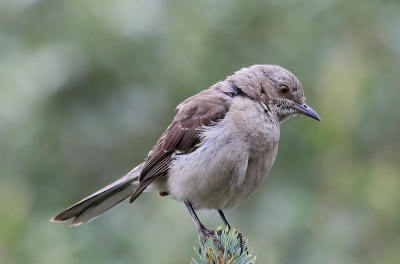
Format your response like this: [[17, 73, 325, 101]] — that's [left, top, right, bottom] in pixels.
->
[[51, 64, 320, 226]]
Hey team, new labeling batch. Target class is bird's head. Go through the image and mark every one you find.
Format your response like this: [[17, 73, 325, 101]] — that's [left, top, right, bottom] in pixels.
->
[[228, 64, 321, 123]]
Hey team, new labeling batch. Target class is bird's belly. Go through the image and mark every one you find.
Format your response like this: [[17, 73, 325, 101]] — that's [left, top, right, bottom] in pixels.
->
[[167, 137, 278, 210]]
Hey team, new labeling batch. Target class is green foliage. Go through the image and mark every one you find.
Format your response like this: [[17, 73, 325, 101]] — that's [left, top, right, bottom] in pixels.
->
[[1, 0, 400, 263], [192, 227, 256, 264]]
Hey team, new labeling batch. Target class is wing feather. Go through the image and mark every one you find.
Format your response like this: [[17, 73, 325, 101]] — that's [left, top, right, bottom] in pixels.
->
[[130, 89, 232, 202]]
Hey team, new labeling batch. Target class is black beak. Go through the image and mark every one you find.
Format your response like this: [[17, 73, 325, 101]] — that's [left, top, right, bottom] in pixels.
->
[[292, 103, 321, 121]]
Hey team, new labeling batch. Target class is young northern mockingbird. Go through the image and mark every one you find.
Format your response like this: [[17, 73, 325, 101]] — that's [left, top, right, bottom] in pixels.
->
[[52, 64, 320, 245]]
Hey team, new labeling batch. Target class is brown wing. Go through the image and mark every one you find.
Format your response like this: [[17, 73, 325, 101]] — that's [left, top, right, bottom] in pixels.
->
[[129, 89, 232, 202]]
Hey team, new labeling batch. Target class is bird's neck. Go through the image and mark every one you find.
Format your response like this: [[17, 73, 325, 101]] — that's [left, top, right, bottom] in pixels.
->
[[230, 97, 280, 149]]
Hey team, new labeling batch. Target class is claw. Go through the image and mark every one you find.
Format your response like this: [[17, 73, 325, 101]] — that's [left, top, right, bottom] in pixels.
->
[[199, 226, 224, 251], [238, 231, 247, 254]]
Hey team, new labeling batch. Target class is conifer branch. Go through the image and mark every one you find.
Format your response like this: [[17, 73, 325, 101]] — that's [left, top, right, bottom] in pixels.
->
[[191, 227, 256, 264]]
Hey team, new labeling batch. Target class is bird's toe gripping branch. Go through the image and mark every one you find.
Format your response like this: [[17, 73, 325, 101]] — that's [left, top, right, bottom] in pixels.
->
[[192, 227, 256, 264]]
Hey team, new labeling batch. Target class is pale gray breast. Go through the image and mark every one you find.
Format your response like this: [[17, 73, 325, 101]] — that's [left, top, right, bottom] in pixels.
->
[[167, 96, 280, 210], [215, 96, 281, 208]]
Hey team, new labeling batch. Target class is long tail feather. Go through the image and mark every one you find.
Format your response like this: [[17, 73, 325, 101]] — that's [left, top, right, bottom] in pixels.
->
[[51, 163, 143, 226]]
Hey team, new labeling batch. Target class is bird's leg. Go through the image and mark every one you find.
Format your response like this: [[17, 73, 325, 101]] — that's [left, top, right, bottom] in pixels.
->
[[185, 201, 224, 250], [217, 209, 231, 229], [218, 209, 246, 253]]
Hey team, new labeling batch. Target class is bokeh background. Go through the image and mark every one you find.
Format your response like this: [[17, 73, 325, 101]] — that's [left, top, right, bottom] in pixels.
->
[[1, 0, 400, 263]]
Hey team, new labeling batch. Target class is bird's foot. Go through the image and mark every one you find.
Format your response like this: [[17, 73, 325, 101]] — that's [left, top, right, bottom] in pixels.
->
[[222, 225, 246, 254], [237, 231, 246, 254], [199, 226, 224, 251], [223, 227, 246, 254]]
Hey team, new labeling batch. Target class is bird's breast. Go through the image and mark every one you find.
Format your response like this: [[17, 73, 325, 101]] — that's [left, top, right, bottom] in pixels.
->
[[167, 97, 280, 210]]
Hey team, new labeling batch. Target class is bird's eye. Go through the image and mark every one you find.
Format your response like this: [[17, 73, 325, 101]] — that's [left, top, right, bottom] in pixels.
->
[[280, 85, 289, 94]]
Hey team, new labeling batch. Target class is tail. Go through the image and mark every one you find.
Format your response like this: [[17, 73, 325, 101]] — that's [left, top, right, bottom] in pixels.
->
[[51, 163, 143, 226]]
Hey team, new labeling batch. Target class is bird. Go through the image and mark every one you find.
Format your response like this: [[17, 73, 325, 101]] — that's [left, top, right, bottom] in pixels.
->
[[51, 64, 320, 247]]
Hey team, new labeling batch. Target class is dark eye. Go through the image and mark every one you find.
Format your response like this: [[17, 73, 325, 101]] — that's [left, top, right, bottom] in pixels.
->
[[280, 85, 289, 94]]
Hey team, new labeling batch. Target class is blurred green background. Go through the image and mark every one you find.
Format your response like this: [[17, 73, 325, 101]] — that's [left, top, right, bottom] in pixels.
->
[[1, 0, 400, 263]]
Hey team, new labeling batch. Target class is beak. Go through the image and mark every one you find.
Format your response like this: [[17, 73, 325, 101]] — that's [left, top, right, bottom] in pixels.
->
[[292, 103, 321, 121]]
